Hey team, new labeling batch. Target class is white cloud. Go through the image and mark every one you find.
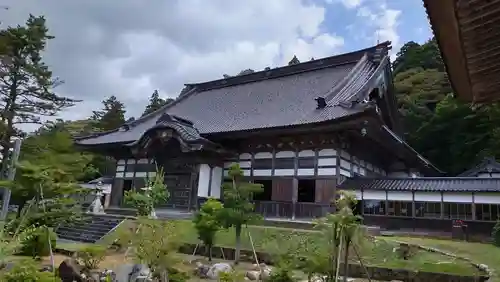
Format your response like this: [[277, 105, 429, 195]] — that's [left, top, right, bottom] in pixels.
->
[[326, 0, 363, 9], [355, 2, 401, 58], [1, 0, 346, 132]]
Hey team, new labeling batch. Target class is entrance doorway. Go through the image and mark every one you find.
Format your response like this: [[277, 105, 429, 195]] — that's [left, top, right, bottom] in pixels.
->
[[162, 174, 193, 210]]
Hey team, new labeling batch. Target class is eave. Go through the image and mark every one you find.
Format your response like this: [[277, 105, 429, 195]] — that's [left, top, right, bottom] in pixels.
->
[[423, 0, 500, 103]]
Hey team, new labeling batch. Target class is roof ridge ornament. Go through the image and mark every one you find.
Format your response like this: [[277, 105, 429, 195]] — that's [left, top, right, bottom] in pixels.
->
[[288, 55, 300, 66]]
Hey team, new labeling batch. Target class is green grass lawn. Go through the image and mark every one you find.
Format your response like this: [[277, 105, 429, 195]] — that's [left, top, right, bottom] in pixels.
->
[[96, 219, 482, 276], [383, 236, 499, 282]]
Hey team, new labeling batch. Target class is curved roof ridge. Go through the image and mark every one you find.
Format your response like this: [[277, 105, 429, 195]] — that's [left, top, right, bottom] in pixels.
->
[[321, 53, 369, 103], [340, 56, 390, 106], [331, 59, 376, 104], [187, 41, 391, 92]]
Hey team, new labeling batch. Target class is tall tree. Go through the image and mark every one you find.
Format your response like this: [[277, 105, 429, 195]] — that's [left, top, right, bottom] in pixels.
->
[[392, 38, 444, 75], [0, 15, 79, 174], [141, 90, 172, 117], [91, 95, 126, 131]]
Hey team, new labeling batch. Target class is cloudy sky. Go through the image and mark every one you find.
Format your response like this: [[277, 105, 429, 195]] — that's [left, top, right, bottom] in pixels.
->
[[1, 0, 432, 131]]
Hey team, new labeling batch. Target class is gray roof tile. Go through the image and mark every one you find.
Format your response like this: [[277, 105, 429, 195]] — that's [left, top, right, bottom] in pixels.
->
[[76, 43, 391, 146], [339, 177, 500, 192], [458, 157, 500, 177]]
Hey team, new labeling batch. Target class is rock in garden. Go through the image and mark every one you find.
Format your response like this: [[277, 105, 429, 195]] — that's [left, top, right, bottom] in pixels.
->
[[40, 264, 53, 272], [246, 270, 261, 281], [128, 264, 152, 282], [58, 258, 85, 282], [206, 262, 232, 279], [194, 262, 210, 278], [260, 264, 272, 280]]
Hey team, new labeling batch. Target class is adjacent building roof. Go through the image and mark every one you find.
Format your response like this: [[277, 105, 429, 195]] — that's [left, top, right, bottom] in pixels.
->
[[423, 0, 500, 103], [458, 157, 500, 177], [339, 177, 500, 192], [75, 42, 392, 146]]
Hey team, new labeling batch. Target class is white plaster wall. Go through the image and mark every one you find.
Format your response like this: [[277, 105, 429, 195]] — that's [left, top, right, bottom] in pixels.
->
[[210, 166, 223, 199], [197, 164, 210, 197]]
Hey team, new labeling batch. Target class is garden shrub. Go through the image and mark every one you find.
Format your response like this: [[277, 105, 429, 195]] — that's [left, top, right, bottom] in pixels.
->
[[19, 225, 57, 258], [152, 267, 190, 282], [267, 266, 296, 282], [1, 260, 61, 282], [193, 198, 223, 261], [218, 270, 245, 282], [492, 220, 500, 247], [76, 245, 107, 269]]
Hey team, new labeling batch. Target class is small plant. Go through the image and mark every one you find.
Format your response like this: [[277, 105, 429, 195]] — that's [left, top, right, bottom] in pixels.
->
[[1, 259, 61, 282], [492, 220, 500, 247], [124, 218, 180, 280], [218, 270, 245, 282], [193, 198, 224, 261], [18, 225, 57, 259], [124, 191, 152, 216], [268, 266, 296, 282], [76, 245, 107, 269], [124, 166, 168, 217]]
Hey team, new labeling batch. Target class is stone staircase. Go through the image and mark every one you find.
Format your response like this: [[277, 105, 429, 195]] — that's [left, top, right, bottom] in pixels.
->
[[55, 214, 126, 243]]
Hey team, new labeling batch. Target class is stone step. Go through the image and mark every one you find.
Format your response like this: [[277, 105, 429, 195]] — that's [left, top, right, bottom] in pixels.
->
[[57, 226, 110, 236], [56, 230, 102, 243], [55, 214, 125, 244]]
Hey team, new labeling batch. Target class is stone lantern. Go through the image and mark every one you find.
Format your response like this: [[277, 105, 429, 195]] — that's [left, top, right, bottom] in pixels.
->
[[89, 181, 105, 214]]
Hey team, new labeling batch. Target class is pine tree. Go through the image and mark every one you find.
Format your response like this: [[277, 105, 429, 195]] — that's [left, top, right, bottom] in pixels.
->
[[218, 164, 263, 264], [141, 90, 172, 117], [0, 15, 79, 175], [91, 95, 126, 131]]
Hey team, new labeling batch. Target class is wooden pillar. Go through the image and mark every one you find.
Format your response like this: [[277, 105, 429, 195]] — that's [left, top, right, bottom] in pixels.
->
[[292, 149, 299, 220], [471, 192, 476, 220], [440, 192, 444, 219], [292, 178, 298, 220]]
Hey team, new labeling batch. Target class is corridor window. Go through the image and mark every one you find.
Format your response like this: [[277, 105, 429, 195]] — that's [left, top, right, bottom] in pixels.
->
[[415, 202, 441, 218], [297, 179, 316, 203], [475, 204, 500, 221], [363, 200, 385, 215], [443, 202, 473, 220], [252, 179, 272, 201], [387, 201, 413, 217]]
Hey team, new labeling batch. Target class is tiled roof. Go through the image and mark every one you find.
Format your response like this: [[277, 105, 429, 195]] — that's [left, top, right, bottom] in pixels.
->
[[339, 177, 500, 192], [458, 157, 500, 177], [129, 113, 221, 152], [76, 42, 392, 146]]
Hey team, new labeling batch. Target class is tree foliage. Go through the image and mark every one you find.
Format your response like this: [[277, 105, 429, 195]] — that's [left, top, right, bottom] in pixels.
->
[[0, 15, 79, 174], [142, 90, 173, 117], [393, 37, 500, 175], [91, 95, 126, 131], [20, 120, 97, 182], [0, 161, 89, 229]]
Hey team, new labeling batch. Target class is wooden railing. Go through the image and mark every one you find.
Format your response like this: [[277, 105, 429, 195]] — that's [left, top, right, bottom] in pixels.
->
[[295, 202, 332, 219], [254, 201, 331, 220], [254, 201, 294, 218]]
